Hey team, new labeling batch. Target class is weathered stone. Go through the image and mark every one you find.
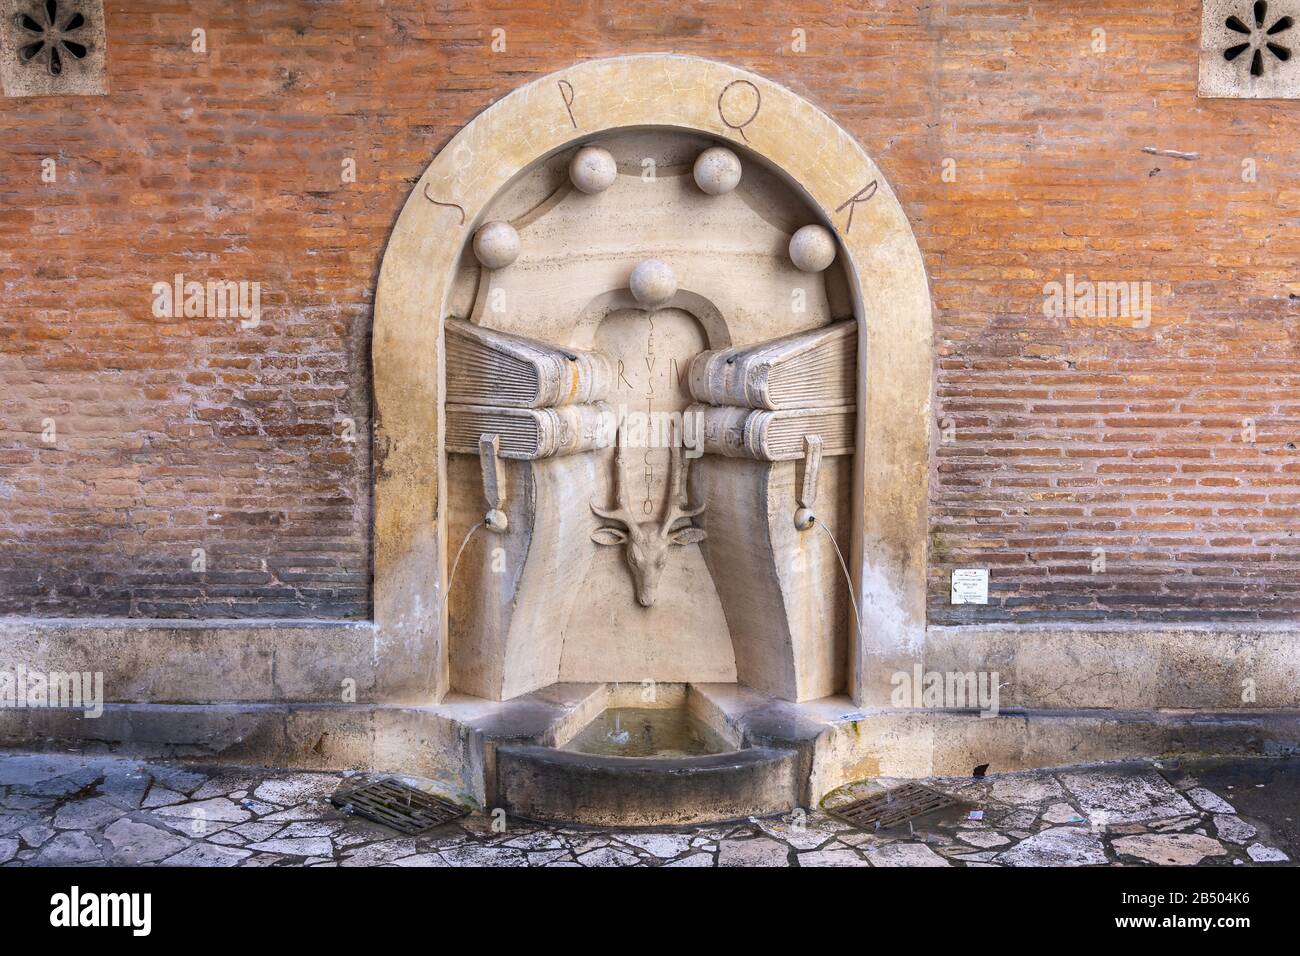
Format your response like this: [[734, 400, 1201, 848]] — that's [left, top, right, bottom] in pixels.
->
[[525, 849, 572, 866], [1213, 814, 1257, 845], [52, 797, 122, 831], [1041, 803, 1086, 824], [18, 824, 53, 847], [989, 774, 1066, 805], [1113, 833, 1227, 866], [1246, 843, 1289, 863], [0, 838, 17, 864], [206, 830, 248, 847], [957, 829, 1011, 848], [576, 846, 641, 867], [98, 768, 152, 809], [391, 853, 449, 867], [252, 775, 337, 806], [0, 813, 38, 838], [276, 821, 346, 839], [141, 788, 187, 809], [148, 767, 208, 794], [996, 828, 1108, 867], [154, 798, 251, 826], [441, 844, 529, 867], [1185, 787, 1236, 814], [1059, 771, 1196, 825], [798, 847, 870, 866], [103, 818, 190, 864], [247, 838, 335, 858], [230, 822, 285, 842], [339, 840, 419, 867], [611, 832, 694, 858], [160, 844, 251, 867], [864, 843, 950, 867], [750, 816, 836, 851], [717, 837, 790, 867], [36, 831, 102, 865], [501, 830, 565, 852], [664, 851, 715, 867]]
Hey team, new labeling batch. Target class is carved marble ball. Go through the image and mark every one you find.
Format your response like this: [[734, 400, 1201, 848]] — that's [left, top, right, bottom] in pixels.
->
[[788, 223, 837, 272], [693, 146, 742, 195], [472, 221, 520, 270], [569, 146, 618, 194], [629, 259, 677, 308]]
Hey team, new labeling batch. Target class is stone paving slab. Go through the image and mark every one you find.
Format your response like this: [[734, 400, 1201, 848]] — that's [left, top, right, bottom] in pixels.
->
[[0, 753, 1294, 867]]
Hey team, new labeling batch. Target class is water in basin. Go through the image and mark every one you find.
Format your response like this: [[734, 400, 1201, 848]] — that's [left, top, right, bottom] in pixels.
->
[[563, 706, 734, 758]]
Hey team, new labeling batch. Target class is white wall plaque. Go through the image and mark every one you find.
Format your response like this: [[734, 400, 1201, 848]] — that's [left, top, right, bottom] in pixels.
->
[[951, 568, 989, 605]]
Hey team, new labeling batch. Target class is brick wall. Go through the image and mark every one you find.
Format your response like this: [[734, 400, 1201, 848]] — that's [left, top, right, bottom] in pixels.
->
[[0, 1, 1296, 621]]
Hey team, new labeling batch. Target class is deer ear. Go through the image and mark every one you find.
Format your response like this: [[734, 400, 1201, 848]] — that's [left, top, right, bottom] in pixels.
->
[[591, 527, 628, 546], [670, 526, 707, 546]]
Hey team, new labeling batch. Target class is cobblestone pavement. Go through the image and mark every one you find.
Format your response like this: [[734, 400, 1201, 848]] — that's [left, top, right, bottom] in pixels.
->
[[0, 752, 1294, 867]]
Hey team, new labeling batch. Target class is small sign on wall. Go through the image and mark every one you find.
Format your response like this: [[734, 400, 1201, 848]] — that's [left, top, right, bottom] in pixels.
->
[[951, 568, 989, 605]]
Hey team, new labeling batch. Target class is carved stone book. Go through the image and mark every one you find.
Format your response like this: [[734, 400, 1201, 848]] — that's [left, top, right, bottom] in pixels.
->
[[446, 402, 614, 459], [446, 317, 613, 408], [689, 403, 856, 460], [688, 319, 856, 410]]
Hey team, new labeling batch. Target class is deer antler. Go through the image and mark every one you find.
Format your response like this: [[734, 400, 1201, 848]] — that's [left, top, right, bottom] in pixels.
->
[[660, 444, 706, 535], [591, 427, 638, 532]]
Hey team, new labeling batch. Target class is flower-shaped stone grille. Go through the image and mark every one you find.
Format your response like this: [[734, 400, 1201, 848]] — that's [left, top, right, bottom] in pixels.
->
[[1224, 1, 1294, 76], [16, 0, 89, 77]]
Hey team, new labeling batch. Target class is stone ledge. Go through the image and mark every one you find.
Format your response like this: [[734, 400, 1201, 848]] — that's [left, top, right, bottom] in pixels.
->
[[0, 618, 375, 704], [3, 619, 1299, 711], [5, 699, 1296, 812], [925, 624, 1300, 711]]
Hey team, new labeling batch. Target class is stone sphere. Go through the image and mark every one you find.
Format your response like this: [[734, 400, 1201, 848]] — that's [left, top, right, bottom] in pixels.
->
[[788, 224, 837, 272], [629, 259, 677, 309], [569, 146, 618, 194], [472, 221, 520, 270], [693, 146, 742, 195]]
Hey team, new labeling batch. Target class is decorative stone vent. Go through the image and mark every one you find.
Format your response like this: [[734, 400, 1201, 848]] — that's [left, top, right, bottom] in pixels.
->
[[1, 0, 106, 97], [1200, 0, 1300, 97]]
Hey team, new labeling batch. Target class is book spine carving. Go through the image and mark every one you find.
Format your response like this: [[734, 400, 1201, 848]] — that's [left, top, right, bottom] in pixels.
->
[[444, 318, 617, 460], [446, 317, 612, 408], [687, 320, 857, 461], [446, 403, 614, 460], [688, 319, 855, 410]]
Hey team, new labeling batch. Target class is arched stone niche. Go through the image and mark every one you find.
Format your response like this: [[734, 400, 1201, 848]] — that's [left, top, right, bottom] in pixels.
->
[[372, 54, 932, 708]]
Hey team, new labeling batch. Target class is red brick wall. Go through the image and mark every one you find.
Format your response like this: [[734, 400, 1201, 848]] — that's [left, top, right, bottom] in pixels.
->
[[0, 1, 1296, 621]]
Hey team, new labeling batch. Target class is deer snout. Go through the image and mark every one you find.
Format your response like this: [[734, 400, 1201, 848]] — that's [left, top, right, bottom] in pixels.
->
[[631, 549, 668, 608]]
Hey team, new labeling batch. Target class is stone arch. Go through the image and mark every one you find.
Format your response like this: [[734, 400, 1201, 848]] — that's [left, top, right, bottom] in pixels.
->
[[372, 54, 932, 707]]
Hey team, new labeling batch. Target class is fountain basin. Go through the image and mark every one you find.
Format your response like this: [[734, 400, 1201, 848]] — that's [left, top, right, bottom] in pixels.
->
[[496, 743, 800, 827], [562, 705, 735, 758], [494, 690, 803, 826]]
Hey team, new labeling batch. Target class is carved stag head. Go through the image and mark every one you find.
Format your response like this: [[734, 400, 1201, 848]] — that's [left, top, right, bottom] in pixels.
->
[[590, 433, 707, 608]]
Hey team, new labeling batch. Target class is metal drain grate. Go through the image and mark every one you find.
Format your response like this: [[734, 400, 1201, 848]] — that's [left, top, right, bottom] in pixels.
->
[[330, 778, 468, 835], [831, 783, 956, 830]]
